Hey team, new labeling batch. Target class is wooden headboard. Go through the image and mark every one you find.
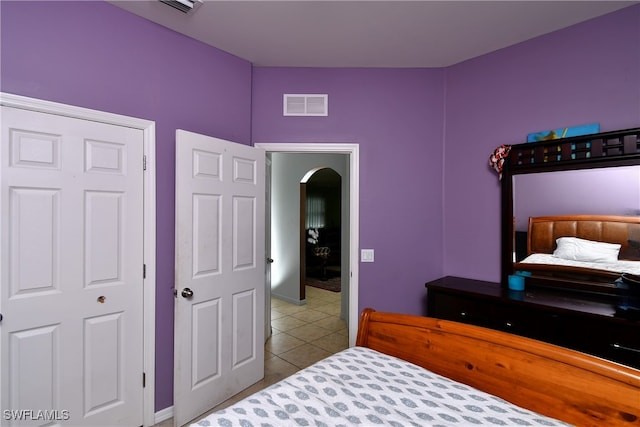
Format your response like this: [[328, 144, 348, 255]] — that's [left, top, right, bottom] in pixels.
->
[[527, 214, 640, 260]]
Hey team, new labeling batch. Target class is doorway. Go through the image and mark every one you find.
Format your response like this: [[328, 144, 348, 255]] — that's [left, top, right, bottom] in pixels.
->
[[301, 168, 342, 300], [255, 143, 359, 346]]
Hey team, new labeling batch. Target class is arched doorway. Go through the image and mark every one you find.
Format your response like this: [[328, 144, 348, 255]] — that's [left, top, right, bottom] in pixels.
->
[[300, 168, 342, 301]]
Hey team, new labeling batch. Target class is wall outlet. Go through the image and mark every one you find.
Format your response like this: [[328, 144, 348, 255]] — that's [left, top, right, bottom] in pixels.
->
[[361, 249, 375, 262]]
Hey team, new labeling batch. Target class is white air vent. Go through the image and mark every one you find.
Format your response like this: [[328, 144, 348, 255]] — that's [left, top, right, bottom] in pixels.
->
[[159, 0, 202, 14], [283, 94, 328, 117]]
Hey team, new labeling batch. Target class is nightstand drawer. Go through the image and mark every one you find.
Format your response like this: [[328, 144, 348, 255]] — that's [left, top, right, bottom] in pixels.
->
[[428, 292, 496, 327], [428, 291, 563, 344]]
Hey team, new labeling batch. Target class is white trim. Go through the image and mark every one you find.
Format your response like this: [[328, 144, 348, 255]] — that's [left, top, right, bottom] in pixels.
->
[[0, 92, 157, 427], [141, 114, 157, 427], [154, 405, 173, 424], [254, 143, 359, 346]]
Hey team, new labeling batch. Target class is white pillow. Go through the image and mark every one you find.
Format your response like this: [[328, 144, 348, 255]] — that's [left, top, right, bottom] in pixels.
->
[[553, 237, 621, 263]]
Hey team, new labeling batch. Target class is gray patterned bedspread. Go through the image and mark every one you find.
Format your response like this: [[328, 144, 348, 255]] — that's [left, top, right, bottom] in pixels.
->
[[192, 346, 570, 426]]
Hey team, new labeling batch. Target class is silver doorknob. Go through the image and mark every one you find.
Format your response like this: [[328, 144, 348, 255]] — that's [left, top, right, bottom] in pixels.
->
[[181, 288, 194, 298]]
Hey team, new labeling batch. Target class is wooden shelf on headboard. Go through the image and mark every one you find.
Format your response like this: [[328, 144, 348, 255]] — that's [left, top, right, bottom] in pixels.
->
[[509, 127, 640, 169]]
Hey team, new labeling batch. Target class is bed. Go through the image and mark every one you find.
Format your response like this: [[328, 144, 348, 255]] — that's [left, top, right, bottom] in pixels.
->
[[191, 308, 640, 427], [515, 215, 640, 284]]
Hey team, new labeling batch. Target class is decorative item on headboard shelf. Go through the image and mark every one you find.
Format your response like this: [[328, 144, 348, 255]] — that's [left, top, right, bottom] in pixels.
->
[[489, 144, 511, 180], [526, 123, 600, 143]]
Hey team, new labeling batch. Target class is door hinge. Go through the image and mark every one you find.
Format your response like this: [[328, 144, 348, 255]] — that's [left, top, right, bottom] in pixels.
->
[[143, 372, 146, 388], [143, 155, 147, 171], [143, 264, 146, 279]]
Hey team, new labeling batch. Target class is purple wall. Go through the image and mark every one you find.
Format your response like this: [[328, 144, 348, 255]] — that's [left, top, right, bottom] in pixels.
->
[[1, 1, 252, 412], [443, 5, 640, 281], [252, 68, 447, 314]]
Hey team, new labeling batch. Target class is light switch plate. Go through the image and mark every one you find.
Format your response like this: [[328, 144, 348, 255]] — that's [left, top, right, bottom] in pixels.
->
[[361, 249, 375, 262]]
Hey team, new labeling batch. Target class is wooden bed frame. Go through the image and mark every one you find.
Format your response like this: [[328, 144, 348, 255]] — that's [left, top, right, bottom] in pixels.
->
[[356, 308, 640, 426], [514, 214, 640, 285]]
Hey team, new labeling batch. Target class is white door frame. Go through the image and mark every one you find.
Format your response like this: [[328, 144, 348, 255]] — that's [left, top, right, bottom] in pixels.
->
[[0, 92, 157, 427], [255, 143, 359, 345]]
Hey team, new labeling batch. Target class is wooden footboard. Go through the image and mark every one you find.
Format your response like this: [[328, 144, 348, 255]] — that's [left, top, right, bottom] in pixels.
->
[[356, 308, 640, 426]]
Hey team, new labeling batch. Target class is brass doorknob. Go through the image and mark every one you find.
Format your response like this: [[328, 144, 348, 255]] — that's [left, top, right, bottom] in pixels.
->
[[181, 288, 194, 298]]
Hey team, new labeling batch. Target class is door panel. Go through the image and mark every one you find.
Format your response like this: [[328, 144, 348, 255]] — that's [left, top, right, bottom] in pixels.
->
[[192, 298, 221, 387], [10, 188, 59, 295], [193, 194, 221, 276], [174, 130, 265, 427], [232, 290, 256, 366], [84, 313, 123, 415], [85, 191, 123, 285], [9, 325, 59, 413], [233, 196, 256, 268], [1, 106, 144, 427]]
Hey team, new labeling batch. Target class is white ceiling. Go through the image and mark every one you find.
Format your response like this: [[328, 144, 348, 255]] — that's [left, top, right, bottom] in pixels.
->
[[109, 0, 638, 68]]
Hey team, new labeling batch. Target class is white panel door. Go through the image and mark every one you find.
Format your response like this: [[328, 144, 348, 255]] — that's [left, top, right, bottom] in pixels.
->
[[174, 130, 265, 427], [0, 106, 144, 426]]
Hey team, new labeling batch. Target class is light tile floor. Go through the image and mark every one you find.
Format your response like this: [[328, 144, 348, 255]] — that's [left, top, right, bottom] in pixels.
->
[[156, 285, 347, 427]]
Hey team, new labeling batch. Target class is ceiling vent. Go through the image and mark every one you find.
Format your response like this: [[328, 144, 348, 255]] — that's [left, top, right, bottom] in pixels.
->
[[283, 94, 328, 117], [159, 0, 202, 14]]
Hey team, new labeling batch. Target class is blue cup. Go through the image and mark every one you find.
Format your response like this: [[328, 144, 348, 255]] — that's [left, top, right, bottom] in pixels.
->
[[508, 274, 525, 291]]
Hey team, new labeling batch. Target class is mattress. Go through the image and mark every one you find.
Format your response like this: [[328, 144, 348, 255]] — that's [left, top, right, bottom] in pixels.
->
[[191, 346, 569, 426], [521, 253, 640, 275]]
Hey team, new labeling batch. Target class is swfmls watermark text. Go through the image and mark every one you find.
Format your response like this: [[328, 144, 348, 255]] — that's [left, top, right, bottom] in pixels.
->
[[3, 409, 70, 421]]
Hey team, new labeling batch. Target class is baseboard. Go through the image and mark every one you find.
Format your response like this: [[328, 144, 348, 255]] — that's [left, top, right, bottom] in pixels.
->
[[154, 406, 173, 424]]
